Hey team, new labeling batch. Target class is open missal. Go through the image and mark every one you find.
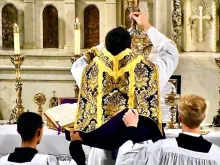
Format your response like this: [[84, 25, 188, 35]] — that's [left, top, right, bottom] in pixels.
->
[[44, 103, 77, 130]]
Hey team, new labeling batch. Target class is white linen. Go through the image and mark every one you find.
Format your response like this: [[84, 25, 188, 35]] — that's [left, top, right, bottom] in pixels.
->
[[0, 124, 90, 164], [116, 139, 220, 165], [146, 27, 179, 90], [87, 148, 115, 165], [0, 154, 58, 165]]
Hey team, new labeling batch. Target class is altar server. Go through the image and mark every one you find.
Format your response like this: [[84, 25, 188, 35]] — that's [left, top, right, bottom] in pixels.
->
[[0, 112, 60, 165], [116, 94, 220, 165]]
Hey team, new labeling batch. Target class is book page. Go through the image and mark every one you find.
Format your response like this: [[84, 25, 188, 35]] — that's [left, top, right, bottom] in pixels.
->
[[44, 103, 77, 127]]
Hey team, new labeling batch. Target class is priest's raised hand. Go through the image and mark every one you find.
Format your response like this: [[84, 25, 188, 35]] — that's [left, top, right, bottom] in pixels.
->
[[130, 12, 152, 31]]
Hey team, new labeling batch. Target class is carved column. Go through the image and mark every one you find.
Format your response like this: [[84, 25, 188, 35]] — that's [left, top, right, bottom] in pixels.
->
[[212, 0, 217, 52], [23, 0, 36, 49], [172, 0, 182, 49], [183, 0, 191, 52], [153, 0, 168, 35], [105, 0, 116, 33], [64, 0, 75, 50]]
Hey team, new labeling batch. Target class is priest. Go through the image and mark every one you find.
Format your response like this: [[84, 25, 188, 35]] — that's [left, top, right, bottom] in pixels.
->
[[116, 94, 220, 165], [70, 11, 179, 165]]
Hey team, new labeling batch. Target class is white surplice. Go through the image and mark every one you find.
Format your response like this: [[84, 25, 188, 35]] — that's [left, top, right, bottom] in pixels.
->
[[115, 139, 220, 165], [0, 154, 59, 165], [71, 27, 179, 165]]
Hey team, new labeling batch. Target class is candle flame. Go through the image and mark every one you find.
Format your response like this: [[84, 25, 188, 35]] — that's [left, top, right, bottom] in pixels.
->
[[14, 23, 18, 27], [76, 18, 79, 23]]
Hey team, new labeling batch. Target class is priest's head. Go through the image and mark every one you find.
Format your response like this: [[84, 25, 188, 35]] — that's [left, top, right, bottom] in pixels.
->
[[17, 112, 44, 146], [105, 27, 131, 56], [178, 94, 207, 129]]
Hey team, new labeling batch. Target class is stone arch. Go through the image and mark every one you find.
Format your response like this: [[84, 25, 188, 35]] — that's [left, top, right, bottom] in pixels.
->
[[2, 3, 17, 48], [43, 5, 58, 48], [84, 5, 100, 48]]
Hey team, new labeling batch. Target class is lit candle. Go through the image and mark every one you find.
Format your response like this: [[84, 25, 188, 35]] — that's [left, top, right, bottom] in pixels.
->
[[13, 23, 20, 54], [74, 18, 81, 55]]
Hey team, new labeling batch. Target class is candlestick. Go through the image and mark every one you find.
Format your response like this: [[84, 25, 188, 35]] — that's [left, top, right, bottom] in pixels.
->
[[9, 53, 25, 124], [165, 88, 181, 129], [13, 24, 20, 55], [74, 18, 81, 55]]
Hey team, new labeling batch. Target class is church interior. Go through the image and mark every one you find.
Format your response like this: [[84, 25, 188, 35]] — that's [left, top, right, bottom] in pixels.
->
[[0, 0, 220, 162]]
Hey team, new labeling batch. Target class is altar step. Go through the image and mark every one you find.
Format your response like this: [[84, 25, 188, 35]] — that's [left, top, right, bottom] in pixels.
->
[[0, 54, 73, 67], [0, 66, 72, 81], [0, 49, 77, 81]]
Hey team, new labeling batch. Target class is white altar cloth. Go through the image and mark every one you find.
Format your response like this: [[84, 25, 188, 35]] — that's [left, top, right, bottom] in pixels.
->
[[0, 124, 91, 162], [0, 123, 220, 163]]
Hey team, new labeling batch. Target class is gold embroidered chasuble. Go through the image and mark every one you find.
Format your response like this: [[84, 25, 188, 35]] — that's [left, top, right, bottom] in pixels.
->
[[75, 48, 162, 132]]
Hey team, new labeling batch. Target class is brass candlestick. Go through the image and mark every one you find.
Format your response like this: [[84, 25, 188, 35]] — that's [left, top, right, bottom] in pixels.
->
[[49, 91, 58, 108], [34, 93, 46, 117], [9, 54, 25, 124], [212, 58, 220, 127], [165, 88, 181, 129], [126, 0, 153, 58]]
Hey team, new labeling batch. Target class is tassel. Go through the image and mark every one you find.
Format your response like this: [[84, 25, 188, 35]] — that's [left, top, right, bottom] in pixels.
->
[[56, 121, 61, 135]]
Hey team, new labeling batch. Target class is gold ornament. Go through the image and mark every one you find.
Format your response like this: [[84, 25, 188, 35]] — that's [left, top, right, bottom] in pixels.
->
[[34, 93, 46, 117], [165, 88, 181, 129]]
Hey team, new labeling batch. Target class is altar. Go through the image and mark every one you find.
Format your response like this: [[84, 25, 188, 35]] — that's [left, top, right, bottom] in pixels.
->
[[1, 123, 220, 162]]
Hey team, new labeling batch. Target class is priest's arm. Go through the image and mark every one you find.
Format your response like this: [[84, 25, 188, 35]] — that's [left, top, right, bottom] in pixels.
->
[[147, 27, 179, 90], [131, 12, 179, 91]]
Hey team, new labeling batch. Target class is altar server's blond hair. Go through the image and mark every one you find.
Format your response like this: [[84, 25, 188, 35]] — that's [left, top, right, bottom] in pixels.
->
[[178, 94, 207, 129]]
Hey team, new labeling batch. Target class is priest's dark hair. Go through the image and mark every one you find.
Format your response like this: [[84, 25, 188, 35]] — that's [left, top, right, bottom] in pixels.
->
[[17, 112, 44, 142], [105, 27, 131, 56]]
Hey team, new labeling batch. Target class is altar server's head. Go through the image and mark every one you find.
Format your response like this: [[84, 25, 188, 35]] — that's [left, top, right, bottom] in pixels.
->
[[17, 112, 44, 146], [178, 94, 207, 129], [105, 26, 131, 56]]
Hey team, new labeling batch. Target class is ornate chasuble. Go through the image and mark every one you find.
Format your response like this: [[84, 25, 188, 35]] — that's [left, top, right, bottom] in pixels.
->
[[75, 48, 161, 133]]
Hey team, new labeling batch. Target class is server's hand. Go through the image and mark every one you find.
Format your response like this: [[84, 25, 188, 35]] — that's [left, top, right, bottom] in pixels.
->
[[70, 129, 82, 141], [122, 109, 139, 127]]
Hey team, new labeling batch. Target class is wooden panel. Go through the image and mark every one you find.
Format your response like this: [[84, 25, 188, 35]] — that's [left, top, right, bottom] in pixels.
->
[[43, 5, 58, 48], [84, 5, 100, 48], [2, 4, 17, 49]]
